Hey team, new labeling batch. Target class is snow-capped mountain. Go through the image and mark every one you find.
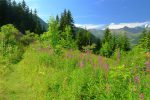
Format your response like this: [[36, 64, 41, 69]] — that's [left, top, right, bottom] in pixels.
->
[[76, 21, 150, 30], [106, 22, 150, 30], [86, 22, 150, 45]]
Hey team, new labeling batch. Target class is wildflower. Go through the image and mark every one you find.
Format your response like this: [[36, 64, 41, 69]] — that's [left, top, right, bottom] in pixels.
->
[[90, 59, 93, 65], [104, 63, 109, 73], [139, 93, 144, 100], [146, 52, 150, 60], [93, 63, 97, 69], [67, 51, 73, 59], [134, 76, 140, 85], [98, 56, 105, 67], [80, 60, 84, 68], [145, 62, 150, 67]]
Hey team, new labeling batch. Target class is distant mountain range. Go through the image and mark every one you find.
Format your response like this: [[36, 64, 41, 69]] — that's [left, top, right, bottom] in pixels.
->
[[88, 24, 150, 45], [41, 19, 150, 45]]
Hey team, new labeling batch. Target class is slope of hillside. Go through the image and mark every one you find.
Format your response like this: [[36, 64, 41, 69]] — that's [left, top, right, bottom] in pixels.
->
[[1, 41, 149, 99], [89, 26, 145, 45]]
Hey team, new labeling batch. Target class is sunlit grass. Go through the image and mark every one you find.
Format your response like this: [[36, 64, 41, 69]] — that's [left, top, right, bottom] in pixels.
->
[[0, 42, 150, 99]]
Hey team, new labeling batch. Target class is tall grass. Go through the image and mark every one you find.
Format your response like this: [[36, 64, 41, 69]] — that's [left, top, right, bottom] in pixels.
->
[[0, 42, 150, 99]]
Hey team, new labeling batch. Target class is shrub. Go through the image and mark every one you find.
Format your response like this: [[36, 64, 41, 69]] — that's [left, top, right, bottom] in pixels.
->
[[21, 30, 38, 46], [0, 24, 23, 63]]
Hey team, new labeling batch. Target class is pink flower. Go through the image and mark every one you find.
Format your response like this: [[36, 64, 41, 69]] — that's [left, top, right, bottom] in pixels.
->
[[80, 60, 84, 68], [104, 63, 109, 73], [139, 93, 144, 100], [134, 76, 140, 85], [98, 56, 104, 67], [145, 62, 150, 67]]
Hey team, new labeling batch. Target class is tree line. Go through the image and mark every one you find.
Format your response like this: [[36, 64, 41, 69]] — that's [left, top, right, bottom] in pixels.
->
[[0, 0, 45, 34], [42, 9, 131, 57], [1, 0, 149, 57]]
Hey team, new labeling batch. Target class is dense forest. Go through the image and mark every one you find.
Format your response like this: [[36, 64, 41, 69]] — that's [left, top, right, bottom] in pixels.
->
[[0, 0, 45, 34], [0, 0, 150, 99]]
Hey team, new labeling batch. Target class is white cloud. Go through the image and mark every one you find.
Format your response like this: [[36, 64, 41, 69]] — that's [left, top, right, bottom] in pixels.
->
[[107, 21, 150, 29], [75, 21, 150, 30], [75, 24, 104, 30]]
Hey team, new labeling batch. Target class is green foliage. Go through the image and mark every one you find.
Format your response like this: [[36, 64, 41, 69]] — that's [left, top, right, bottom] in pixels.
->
[[100, 28, 113, 57], [0, 24, 23, 63], [1, 7, 149, 100], [1, 39, 150, 99], [100, 28, 131, 57], [0, 0, 45, 34], [41, 17, 76, 52], [119, 33, 131, 51], [41, 17, 60, 48], [60, 26, 77, 49], [60, 9, 74, 35], [100, 42, 112, 57], [103, 28, 112, 43], [21, 30, 38, 46], [139, 29, 150, 51], [76, 28, 93, 50]]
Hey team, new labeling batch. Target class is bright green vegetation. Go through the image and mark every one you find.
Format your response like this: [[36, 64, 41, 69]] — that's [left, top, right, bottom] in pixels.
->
[[0, 23, 150, 99], [1, 0, 150, 99]]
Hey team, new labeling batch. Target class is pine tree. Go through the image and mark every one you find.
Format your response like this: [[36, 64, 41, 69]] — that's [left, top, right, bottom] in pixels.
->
[[103, 28, 112, 43], [101, 28, 113, 57], [139, 30, 150, 51], [0, 0, 45, 34], [121, 33, 130, 51], [66, 10, 74, 33], [56, 15, 60, 23], [0, 0, 8, 26], [60, 9, 75, 38]]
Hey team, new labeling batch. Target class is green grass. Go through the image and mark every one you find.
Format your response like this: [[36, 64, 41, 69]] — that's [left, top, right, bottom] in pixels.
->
[[0, 42, 150, 100]]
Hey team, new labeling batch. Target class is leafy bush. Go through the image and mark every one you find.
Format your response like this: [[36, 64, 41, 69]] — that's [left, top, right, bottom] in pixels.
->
[[21, 30, 38, 46], [0, 24, 23, 63], [139, 29, 150, 51], [100, 42, 112, 57]]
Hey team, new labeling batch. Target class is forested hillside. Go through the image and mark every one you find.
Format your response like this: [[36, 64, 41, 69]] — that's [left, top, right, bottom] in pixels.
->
[[0, 0, 45, 34]]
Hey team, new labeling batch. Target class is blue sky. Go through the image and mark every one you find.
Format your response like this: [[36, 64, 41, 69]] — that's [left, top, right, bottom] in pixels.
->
[[16, 0, 150, 29]]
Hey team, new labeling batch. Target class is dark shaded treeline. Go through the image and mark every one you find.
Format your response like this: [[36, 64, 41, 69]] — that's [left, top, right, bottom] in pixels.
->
[[0, 0, 45, 34]]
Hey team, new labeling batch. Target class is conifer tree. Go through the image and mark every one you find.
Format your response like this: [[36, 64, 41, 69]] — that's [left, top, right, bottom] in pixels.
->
[[103, 28, 112, 43], [0, 0, 8, 26], [139, 29, 150, 51], [0, 0, 45, 34], [60, 9, 75, 38]]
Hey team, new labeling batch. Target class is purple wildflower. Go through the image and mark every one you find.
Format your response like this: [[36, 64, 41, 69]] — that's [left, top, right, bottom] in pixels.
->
[[139, 93, 144, 100], [104, 63, 109, 73], [134, 76, 140, 85], [145, 62, 150, 67], [80, 60, 84, 68], [98, 56, 104, 67]]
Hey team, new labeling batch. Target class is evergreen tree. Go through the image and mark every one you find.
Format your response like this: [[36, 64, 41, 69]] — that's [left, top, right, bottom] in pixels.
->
[[103, 28, 112, 43], [0, 0, 45, 34], [56, 15, 60, 23], [101, 28, 113, 57], [60, 9, 75, 38], [121, 33, 130, 51], [139, 29, 150, 51], [0, 0, 8, 26]]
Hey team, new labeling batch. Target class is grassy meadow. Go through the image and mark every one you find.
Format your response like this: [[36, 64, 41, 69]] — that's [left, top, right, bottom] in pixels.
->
[[0, 40, 150, 99], [0, 1, 150, 99]]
